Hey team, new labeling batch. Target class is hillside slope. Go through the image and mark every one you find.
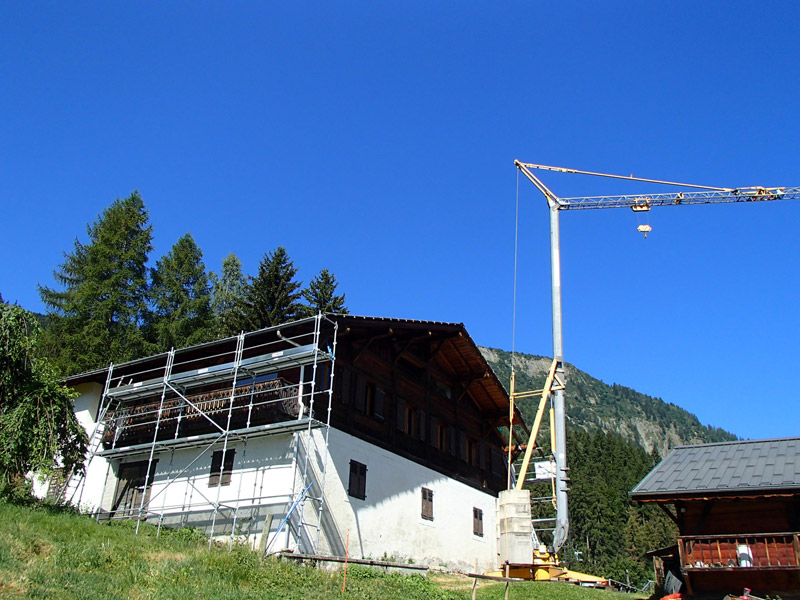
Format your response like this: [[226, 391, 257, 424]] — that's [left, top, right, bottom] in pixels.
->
[[0, 501, 637, 600], [479, 347, 735, 456]]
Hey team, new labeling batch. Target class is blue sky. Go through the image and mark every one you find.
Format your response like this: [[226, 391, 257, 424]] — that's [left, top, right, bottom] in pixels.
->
[[2, 2, 799, 441]]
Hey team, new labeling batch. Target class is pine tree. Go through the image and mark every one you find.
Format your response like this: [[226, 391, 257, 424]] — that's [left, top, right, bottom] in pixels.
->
[[38, 192, 152, 373], [239, 247, 303, 330], [211, 253, 247, 338], [302, 268, 348, 315], [148, 233, 214, 350]]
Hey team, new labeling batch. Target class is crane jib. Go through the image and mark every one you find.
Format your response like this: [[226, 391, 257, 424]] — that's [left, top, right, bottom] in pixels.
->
[[558, 187, 800, 210]]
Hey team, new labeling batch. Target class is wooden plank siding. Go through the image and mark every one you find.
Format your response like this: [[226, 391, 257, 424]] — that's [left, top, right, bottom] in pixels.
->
[[330, 330, 509, 494]]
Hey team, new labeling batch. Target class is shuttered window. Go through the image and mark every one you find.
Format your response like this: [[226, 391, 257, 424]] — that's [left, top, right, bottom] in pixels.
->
[[473, 507, 484, 537], [209, 449, 235, 487], [348, 460, 367, 500], [421, 487, 434, 521]]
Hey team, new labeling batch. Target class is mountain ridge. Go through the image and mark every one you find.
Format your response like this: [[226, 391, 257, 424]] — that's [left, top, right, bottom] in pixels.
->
[[479, 346, 737, 456]]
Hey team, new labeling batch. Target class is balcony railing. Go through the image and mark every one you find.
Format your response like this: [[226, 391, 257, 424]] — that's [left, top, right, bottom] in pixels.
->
[[679, 533, 800, 571], [103, 377, 301, 448]]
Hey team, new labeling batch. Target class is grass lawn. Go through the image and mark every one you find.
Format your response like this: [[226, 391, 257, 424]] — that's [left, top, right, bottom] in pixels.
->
[[0, 501, 644, 600]]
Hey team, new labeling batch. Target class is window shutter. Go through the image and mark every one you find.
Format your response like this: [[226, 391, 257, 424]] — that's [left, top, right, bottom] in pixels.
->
[[209, 451, 222, 487], [395, 397, 406, 431], [421, 487, 434, 520], [374, 387, 385, 421], [354, 374, 366, 413], [348, 460, 367, 500], [339, 367, 351, 404], [222, 449, 235, 486], [459, 433, 468, 462], [473, 508, 484, 537]]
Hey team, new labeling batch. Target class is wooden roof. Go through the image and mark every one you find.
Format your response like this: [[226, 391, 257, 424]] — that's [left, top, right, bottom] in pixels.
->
[[64, 313, 525, 436]]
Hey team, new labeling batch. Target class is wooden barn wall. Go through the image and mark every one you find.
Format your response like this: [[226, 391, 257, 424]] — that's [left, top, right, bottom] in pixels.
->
[[330, 334, 506, 494], [678, 496, 800, 535]]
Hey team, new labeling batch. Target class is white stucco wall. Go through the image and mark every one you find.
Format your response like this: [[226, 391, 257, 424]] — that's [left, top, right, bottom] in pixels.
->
[[318, 428, 499, 572], [71, 419, 499, 572]]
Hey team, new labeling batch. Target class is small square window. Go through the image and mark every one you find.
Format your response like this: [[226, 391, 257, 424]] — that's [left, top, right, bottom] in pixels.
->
[[209, 449, 235, 487], [348, 460, 367, 500], [473, 507, 484, 537], [421, 487, 434, 521]]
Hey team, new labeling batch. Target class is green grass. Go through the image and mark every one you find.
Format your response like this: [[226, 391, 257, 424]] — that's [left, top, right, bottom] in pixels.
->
[[0, 500, 642, 600]]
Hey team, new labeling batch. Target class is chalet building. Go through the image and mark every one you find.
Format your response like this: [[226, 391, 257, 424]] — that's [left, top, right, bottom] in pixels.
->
[[43, 314, 527, 572], [631, 438, 800, 599]]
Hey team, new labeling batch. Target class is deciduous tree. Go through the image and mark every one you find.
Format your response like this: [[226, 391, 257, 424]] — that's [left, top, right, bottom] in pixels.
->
[[0, 304, 87, 494]]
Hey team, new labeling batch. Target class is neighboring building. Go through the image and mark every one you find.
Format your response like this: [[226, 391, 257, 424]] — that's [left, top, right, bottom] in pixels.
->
[[43, 314, 527, 572], [631, 438, 800, 599]]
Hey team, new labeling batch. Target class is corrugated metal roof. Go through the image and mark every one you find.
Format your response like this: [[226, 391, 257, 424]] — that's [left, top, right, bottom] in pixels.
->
[[631, 437, 800, 500]]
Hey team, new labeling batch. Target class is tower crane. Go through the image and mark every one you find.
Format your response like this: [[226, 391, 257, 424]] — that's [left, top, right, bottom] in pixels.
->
[[507, 160, 800, 577]]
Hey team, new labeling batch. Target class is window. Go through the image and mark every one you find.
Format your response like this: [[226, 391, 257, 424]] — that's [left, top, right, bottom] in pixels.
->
[[473, 507, 484, 537], [437, 423, 448, 452], [406, 406, 416, 436], [348, 460, 367, 500], [421, 487, 434, 521], [467, 438, 479, 466], [209, 449, 235, 487], [365, 382, 375, 416]]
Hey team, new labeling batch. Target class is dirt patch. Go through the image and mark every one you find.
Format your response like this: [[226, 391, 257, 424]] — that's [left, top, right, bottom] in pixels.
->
[[428, 571, 488, 592], [0, 580, 26, 596], [144, 551, 189, 562]]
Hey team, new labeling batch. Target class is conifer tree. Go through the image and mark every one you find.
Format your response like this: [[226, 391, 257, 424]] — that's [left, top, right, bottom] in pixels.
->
[[211, 253, 247, 338], [239, 247, 303, 330], [148, 233, 214, 350], [39, 192, 152, 373], [302, 268, 348, 315]]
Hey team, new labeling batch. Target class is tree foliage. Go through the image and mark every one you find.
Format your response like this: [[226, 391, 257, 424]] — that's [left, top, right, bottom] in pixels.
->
[[211, 253, 247, 338], [238, 247, 303, 330], [562, 429, 676, 586], [148, 233, 214, 350], [302, 268, 348, 316], [39, 191, 153, 374], [0, 303, 87, 492]]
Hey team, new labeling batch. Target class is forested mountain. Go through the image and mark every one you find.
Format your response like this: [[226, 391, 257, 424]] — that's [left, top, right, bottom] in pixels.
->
[[480, 347, 736, 456]]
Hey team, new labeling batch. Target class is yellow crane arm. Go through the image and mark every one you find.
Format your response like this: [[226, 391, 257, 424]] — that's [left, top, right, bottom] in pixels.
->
[[514, 358, 564, 490]]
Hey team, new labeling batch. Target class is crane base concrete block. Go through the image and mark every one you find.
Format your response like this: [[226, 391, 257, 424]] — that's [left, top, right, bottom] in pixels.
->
[[497, 489, 533, 565]]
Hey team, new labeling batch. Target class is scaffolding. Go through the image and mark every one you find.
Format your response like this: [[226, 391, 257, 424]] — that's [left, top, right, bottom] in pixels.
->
[[60, 314, 338, 553]]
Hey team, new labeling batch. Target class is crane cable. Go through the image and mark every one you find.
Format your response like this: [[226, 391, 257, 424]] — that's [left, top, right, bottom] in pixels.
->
[[506, 168, 521, 492], [512, 168, 520, 359]]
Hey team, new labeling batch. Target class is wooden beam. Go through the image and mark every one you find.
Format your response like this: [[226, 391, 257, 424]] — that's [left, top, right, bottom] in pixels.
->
[[658, 503, 679, 525], [353, 329, 393, 365], [393, 332, 433, 365]]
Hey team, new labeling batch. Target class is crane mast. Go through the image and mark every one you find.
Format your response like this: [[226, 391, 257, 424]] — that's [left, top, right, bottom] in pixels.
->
[[512, 160, 799, 558]]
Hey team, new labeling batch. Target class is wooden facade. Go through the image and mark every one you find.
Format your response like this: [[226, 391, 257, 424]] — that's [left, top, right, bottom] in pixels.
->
[[632, 439, 800, 599], [329, 316, 523, 494]]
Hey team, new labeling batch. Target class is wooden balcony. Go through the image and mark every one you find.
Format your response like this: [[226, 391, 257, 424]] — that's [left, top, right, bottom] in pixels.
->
[[678, 533, 800, 598], [679, 532, 800, 571], [103, 378, 302, 449]]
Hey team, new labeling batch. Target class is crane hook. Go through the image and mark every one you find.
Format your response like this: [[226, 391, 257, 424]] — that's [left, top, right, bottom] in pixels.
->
[[637, 224, 652, 239]]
